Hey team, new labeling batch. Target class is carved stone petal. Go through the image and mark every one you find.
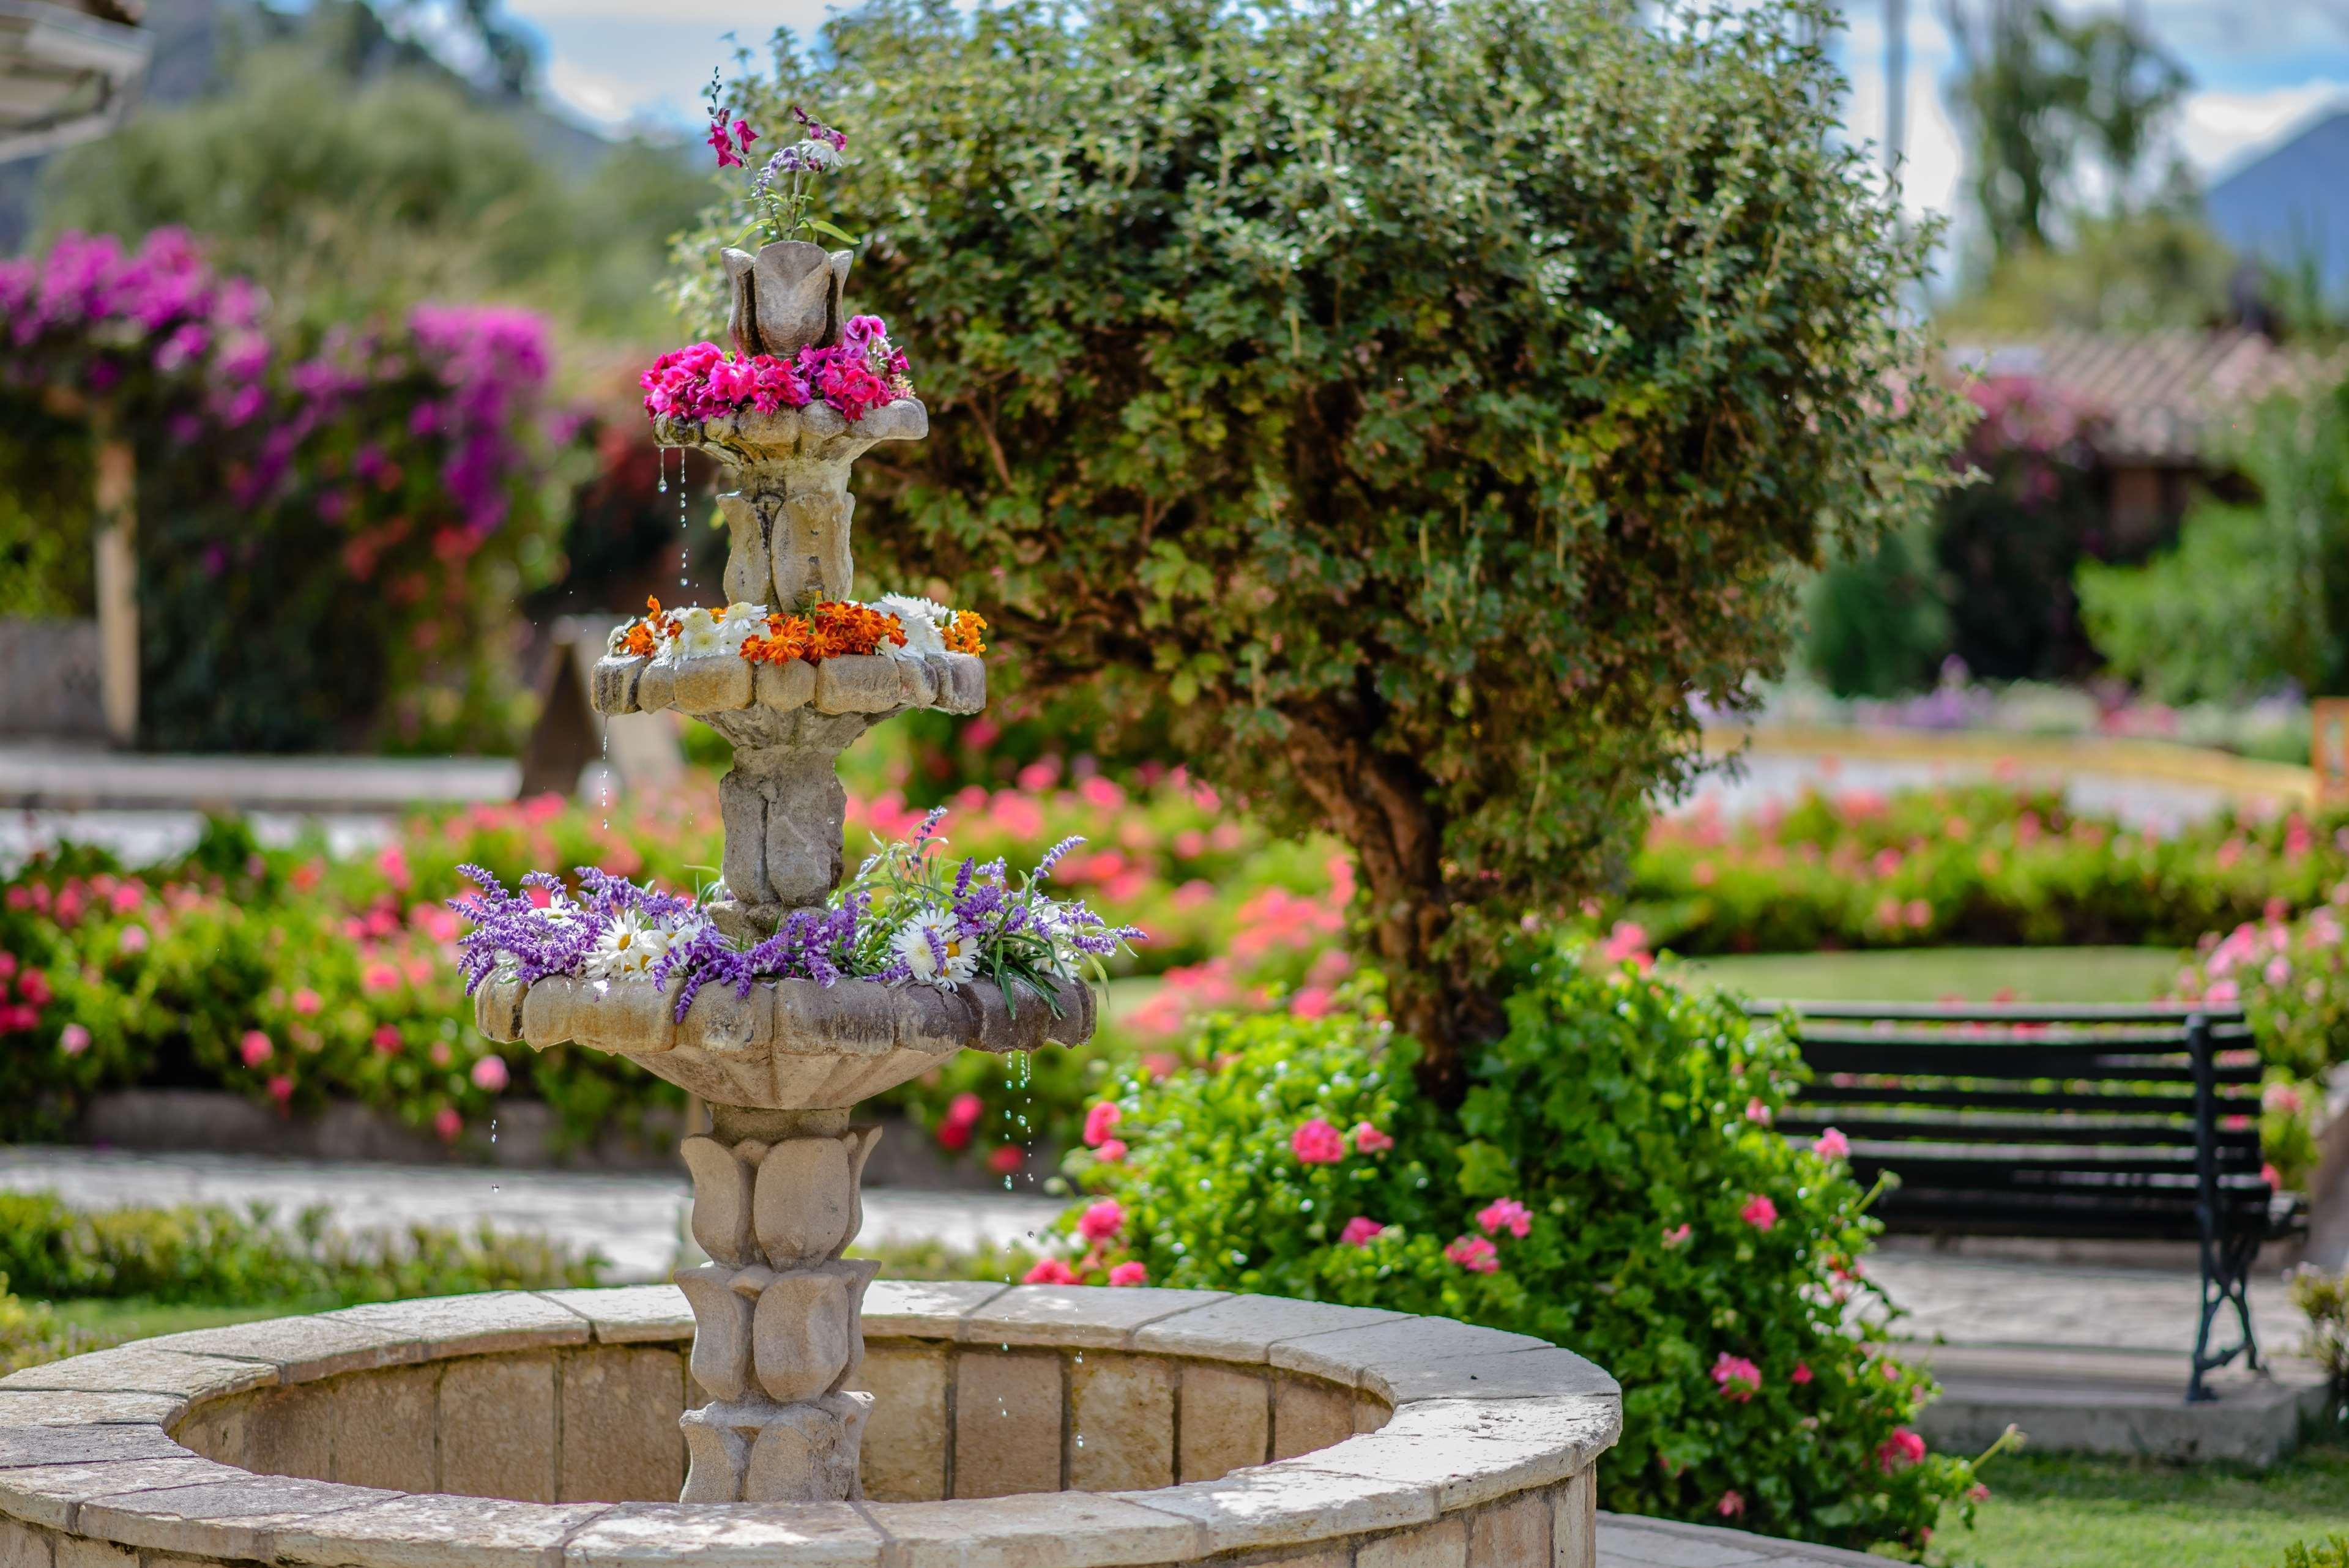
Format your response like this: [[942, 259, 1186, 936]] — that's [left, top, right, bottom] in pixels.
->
[[753, 1137, 854, 1266], [474, 979, 525, 1044], [591, 656, 643, 716], [754, 660, 814, 712], [672, 655, 753, 714], [742, 1392, 871, 1504], [679, 1411, 750, 1503], [636, 661, 677, 713], [519, 975, 583, 1050], [674, 1263, 753, 1403], [844, 1126, 879, 1258], [681, 1137, 754, 1266], [752, 1266, 859, 1404]]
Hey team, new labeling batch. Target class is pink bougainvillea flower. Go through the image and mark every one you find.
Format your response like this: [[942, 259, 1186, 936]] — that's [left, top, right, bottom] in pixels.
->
[[1661, 1222, 1692, 1249], [1444, 1235, 1500, 1273], [1790, 1362, 1814, 1385], [1876, 1428, 1926, 1474], [1083, 1101, 1122, 1147], [1813, 1127, 1850, 1161], [1716, 1491, 1744, 1519], [1078, 1199, 1125, 1243], [1352, 1121, 1394, 1154], [1024, 1257, 1078, 1285], [1711, 1353, 1762, 1402], [1740, 1194, 1778, 1231], [1744, 1097, 1771, 1126], [471, 1055, 510, 1092], [1290, 1117, 1347, 1165], [240, 1030, 273, 1068], [1106, 1261, 1148, 1287], [1095, 1139, 1128, 1164], [1339, 1216, 1385, 1247], [59, 1023, 91, 1057], [1476, 1197, 1533, 1239]]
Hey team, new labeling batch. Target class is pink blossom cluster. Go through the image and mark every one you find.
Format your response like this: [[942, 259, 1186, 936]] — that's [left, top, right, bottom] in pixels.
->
[[640, 317, 914, 428]]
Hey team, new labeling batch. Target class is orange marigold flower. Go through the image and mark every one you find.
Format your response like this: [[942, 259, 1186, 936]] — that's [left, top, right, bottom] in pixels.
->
[[804, 601, 906, 660], [741, 614, 811, 665], [620, 621, 657, 658], [943, 611, 988, 656]]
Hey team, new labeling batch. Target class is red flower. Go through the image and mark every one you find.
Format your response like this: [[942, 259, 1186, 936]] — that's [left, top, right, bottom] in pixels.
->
[[1352, 1121, 1394, 1154], [1444, 1235, 1499, 1273], [1023, 1257, 1078, 1285], [1876, 1428, 1926, 1474], [985, 1145, 1024, 1176], [1107, 1261, 1148, 1287], [1740, 1194, 1778, 1231], [1476, 1197, 1532, 1239], [1083, 1101, 1122, 1147], [1339, 1217, 1385, 1247], [1790, 1362, 1813, 1385], [1716, 1491, 1744, 1519], [1711, 1353, 1762, 1402], [1290, 1117, 1346, 1164], [1078, 1200, 1125, 1243]]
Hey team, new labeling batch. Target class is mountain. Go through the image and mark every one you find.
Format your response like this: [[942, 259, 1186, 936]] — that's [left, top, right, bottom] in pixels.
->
[[2205, 106, 2349, 296]]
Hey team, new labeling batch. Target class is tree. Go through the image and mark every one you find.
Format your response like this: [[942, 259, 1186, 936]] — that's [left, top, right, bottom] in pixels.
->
[[684, 0, 1964, 1098]]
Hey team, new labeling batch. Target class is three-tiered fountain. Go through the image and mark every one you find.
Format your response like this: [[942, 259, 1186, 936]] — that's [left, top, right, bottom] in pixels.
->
[[469, 237, 1095, 1506]]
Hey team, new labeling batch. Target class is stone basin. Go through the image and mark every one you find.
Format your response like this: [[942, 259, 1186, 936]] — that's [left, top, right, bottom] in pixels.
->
[[0, 1283, 1620, 1568]]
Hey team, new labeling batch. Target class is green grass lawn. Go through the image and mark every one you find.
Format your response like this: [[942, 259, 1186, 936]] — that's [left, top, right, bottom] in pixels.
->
[[1662, 945, 2184, 1005], [46, 1296, 329, 1342], [1953, 1444, 2349, 1567]]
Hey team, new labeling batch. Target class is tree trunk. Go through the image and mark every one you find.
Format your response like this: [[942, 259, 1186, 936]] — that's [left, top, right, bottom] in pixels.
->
[[1283, 705, 1500, 1105]]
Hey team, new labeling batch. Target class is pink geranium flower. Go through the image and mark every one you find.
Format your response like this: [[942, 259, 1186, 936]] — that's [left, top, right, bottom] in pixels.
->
[[1877, 1428, 1926, 1474], [1024, 1257, 1078, 1285], [1662, 1222, 1692, 1249], [1744, 1098, 1771, 1126], [1444, 1235, 1499, 1273], [1476, 1197, 1533, 1239], [1814, 1127, 1850, 1161], [1716, 1491, 1744, 1519], [433, 1106, 462, 1142], [1790, 1362, 1814, 1385], [470, 1055, 509, 1092], [1711, 1353, 1762, 1402], [1339, 1217, 1385, 1247], [1083, 1101, 1122, 1147], [1352, 1121, 1394, 1154], [1106, 1261, 1148, 1287], [240, 1030, 273, 1067], [1740, 1194, 1778, 1231], [59, 1023, 91, 1056], [1095, 1139, 1128, 1164], [1290, 1117, 1347, 1164], [1078, 1199, 1125, 1242]]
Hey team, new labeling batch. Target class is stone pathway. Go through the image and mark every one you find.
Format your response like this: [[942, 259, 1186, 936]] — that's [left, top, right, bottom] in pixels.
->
[[1596, 1513, 1881, 1567]]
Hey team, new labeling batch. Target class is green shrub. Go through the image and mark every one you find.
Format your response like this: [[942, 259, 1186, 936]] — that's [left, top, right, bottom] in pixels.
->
[[0, 1279, 92, 1375], [2283, 1539, 2349, 1568], [1054, 943, 1988, 1549], [690, 0, 1966, 1092], [1801, 517, 1951, 699], [0, 1191, 603, 1306]]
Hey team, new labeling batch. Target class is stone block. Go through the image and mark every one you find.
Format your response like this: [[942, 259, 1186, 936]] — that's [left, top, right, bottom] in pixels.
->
[[0, 1518, 49, 1568], [326, 1293, 589, 1362], [560, 1501, 884, 1568], [1376, 1350, 1617, 1407], [679, 1394, 868, 1505], [1470, 1493, 1552, 1568], [812, 656, 901, 714], [1358, 1518, 1469, 1568], [0, 1392, 186, 1431], [754, 658, 815, 712], [53, 1540, 130, 1568], [537, 1285, 693, 1347], [960, 1286, 1224, 1351], [1269, 1320, 1549, 1390], [680, 1139, 755, 1267], [0, 1457, 227, 1531], [0, 1425, 182, 1470], [634, 661, 677, 714], [144, 1315, 420, 1384], [1132, 1297, 1408, 1365], [672, 655, 753, 714], [679, 985, 772, 1055], [324, 1366, 437, 1492], [862, 1280, 1010, 1339], [851, 1342, 948, 1503], [933, 653, 986, 714], [474, 979, 526, 1046], [239, 1385, 338, 1484], [274, 1495, 614, 1568], [1067, 1353, 1173, 1493], [1360, 1394, 1392, 1433], [1551, 1473, 1595, 1568], [893, 658, 936, 709], [1177, 1363, 1268, 1483], [672, 1267, 753, 1404], [861, 1493, 1204, 1568], [1106, 1463, 1435, 1554], [568, 978, 681, 1058], [76, 1473, 397, 1561], [1272, 1375, 1356, 1460], [558, 1347, 685, 1504], [591, 655, 643, 716], [0, 1350, 274, 1405], [438, 1353, 557, 1502], [950, 1350, 1061, 1498], [519, 976, 586, 1052], [1289, 1424, 1596, 1515]]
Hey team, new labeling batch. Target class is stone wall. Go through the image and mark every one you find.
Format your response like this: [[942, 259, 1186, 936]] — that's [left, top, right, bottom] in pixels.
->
[[0, 1281, 1620, 1568]]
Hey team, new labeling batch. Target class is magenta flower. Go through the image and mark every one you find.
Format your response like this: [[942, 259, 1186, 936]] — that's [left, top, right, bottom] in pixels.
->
[[1290, 1117, 1347, 1164], [707, 117, 743, 168], [1814, 1127, 1850, 1161], [732, 119, 756, 152], [1083, 1100, 1122, 1147], [240, 1030, 273, 1067], [1078, 1198, 1125, 1242], [1107, 1261, 1148, 1287], [1352, 1121, 1394, 1154], [1476, 1197, 1533, 1239], [1711, 1353, 1762, 1402], [1339, 1216, 1385, 1247], [1790, 1361, 1814, 1385], [1876, 1428, 1926, 1474], [1444, 1235, 1500, 1273], [1740, 1194, 1778, 1232], [1024, 1257, 1078, 1285]]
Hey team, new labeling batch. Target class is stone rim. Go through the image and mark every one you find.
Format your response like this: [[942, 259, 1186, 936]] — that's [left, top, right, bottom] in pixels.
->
[[0, 1284, 1620, 1568]]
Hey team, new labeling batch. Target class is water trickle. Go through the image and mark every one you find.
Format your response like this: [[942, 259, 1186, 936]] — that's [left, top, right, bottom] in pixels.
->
[[657, 447, 669, 494]]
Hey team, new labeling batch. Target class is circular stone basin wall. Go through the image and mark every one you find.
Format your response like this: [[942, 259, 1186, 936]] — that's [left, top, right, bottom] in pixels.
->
[[0, 1282, 1619, 1568]]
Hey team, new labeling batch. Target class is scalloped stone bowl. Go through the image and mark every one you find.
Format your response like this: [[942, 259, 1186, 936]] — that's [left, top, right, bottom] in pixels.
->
[[0, 1282, 1620, 1568]]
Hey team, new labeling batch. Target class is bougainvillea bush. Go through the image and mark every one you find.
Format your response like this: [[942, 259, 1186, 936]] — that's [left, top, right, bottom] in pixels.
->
[[1632, 783, 2349, 955], [0, 229, 579, 752], [1041, 943, 1991, 1550]]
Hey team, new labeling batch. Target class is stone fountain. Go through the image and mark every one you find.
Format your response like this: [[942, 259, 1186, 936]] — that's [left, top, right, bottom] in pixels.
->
[[471, 255, 1095, 1506]]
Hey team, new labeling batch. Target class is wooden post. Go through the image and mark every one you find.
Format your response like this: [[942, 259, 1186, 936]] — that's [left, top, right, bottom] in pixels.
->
[[91, 431, 137, 746]]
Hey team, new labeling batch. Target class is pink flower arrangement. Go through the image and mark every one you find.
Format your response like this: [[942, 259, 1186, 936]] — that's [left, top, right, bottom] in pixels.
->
[[1813, 1127, 1850, 1161], [1107, 1261, 1148, 1287], [1352, 1121, 1394, 1154], [1078, 1199, 1125, 1243], [640, 320, 914, 429], [1740, 1194, 1778, 1232], [1876, 1427, 1926, 1474], [1339, 1217, 1385, 1247], [1084, 1101, 1122, 1146], [1476, 1197, 1533, 1239], [1711, 1353, 1762, 1402], [1444, 1235, 1500, 1274], [1024, 1257, 1078, 1285], [1290, 1117, 1347, 1165]]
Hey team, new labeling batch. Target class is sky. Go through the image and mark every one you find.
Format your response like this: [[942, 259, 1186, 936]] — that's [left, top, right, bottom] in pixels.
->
[[501, 0, 2349, 238]]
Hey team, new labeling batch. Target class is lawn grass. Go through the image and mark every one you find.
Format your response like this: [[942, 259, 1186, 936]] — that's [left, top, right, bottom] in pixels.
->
[[46, 1296, 332, 1342], [1953, 1442, 2349, 1567], [1662, 945, 2184, 1005]]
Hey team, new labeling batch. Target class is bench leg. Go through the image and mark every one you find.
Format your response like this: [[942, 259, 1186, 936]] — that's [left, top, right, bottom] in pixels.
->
[[2189, 1229, 2262, 1402]]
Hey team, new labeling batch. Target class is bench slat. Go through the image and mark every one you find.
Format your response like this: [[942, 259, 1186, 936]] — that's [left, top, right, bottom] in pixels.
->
[[1797, 1043, 2258, 1082], [1784, 1115, 2257, 1150], [1795, 1084, 2243, 1113], [1747, 1000, 2246, 1025]]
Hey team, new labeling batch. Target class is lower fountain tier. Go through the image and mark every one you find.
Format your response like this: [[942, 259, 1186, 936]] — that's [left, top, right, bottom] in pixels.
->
[[594, 650, 985, 723], [473, 970, 1096, 1110]]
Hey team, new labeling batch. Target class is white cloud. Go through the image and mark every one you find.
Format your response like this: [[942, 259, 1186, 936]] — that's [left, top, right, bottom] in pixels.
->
[[2179, 81, 2349, 177]]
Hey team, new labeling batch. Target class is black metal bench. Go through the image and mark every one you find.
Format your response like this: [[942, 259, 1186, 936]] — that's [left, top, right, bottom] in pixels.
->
[[1752, 1000, 2306, 1401]]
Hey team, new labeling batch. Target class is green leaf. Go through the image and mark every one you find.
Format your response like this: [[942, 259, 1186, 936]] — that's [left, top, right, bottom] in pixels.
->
[[802, 218, 861, 247], [1453, 1140, 1517, 1197]]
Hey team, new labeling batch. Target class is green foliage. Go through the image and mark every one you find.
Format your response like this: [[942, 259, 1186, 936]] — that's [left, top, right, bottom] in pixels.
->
[[0, 395, 94, 620], [0, 1280, 93, 1375], [1801, 518, 1951, 697], [2285, 1538, 2349, 1568], [2079, 378, 2349, 703], [1937, 210, 2238, 335], [1063, 946, 1986, 1548], [687, 0, 1965, 1077], [0, 1190, 602, 1306], [2288, 1264, 2349, 1396]]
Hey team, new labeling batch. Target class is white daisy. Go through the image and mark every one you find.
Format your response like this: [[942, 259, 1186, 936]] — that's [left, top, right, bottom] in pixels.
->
[[716, 602, 769, 656], [585, 910, 667, 979], [664, 607, 728, 663], [890, 909, 979, 990], [874, 594, 949, 660]]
